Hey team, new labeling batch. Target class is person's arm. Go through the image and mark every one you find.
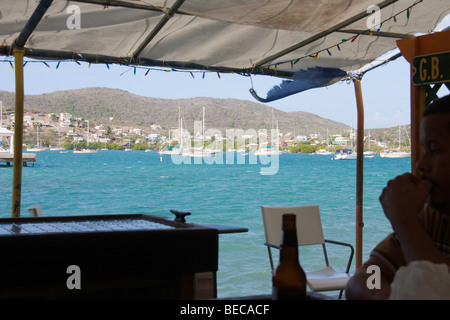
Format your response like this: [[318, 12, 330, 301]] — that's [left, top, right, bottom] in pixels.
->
[[379, 173, 450, 266], [345, 233, 405, 300], [392, 212, 450, 266]]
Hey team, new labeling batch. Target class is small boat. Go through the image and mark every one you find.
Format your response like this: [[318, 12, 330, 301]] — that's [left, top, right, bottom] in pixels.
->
[[314, 149, 333, 155], [380, 151, 410, 158], [332, 148, 356, 160], [73, 148, 97, 154], [50, 146, 65, 151], [180, 147, 221, 157], [315, 128, 333, 155]]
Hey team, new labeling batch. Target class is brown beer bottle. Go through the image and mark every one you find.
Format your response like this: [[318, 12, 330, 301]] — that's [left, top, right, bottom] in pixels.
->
[[272, 214, 307, 300]]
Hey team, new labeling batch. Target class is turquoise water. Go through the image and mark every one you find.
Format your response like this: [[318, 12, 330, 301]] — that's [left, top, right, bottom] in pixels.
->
[[0, 150, 410, 297]]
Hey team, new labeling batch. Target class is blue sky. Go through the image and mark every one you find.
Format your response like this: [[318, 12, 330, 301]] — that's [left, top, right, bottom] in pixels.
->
[[0, 16, 449, 130]]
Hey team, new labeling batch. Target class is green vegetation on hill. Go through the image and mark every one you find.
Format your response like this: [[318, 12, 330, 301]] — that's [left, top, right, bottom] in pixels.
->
[[0, 88, 350, 136], [0, 88, 410, 151]]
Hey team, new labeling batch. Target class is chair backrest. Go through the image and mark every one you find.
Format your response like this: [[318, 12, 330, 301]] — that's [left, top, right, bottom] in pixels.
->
[[27, 204, 43, 217], [261, 205, 325, 247]]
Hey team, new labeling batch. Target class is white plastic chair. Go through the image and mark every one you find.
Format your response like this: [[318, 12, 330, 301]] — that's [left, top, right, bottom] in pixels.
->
[[261, 205, 354, 298]]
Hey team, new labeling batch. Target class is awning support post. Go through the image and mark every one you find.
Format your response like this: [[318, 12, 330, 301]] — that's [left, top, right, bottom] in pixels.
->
[[353, 77, 365, 269], [12, 48, 25, 218], [10, 0, 54, 217]]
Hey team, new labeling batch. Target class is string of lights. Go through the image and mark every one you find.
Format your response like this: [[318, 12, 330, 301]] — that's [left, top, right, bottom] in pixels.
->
[[262, 0, 424, 74]]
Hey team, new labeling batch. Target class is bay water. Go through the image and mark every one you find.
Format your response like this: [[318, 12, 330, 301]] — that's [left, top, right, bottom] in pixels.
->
[[0, 150, 410, 298]]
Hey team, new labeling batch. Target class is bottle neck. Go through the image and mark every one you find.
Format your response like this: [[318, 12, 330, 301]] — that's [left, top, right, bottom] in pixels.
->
[[279, 229, 299, 262]]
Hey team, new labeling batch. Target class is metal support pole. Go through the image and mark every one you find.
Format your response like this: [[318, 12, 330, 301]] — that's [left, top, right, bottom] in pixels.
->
[[12, 49, 25, 218], [132, 0, 186, 60], [14, 0, 54, 48], [10, 0, 55, 217], [353, 78, 365, 269]]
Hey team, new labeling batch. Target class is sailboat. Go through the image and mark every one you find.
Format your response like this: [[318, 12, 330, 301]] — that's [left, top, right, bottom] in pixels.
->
[[332, 125, 356, 160], [315, 128, 333, 155], [256, 109, 281, 156], [363, 130, 376, 156], [73, 120, 97, 153], [159, 108, 182, 156], [159, 128, 180, 155], [380, 124, 411, 158], [180, 106, 220, 158], [27, 126, 47, 151], [50, 128, 65, 151]]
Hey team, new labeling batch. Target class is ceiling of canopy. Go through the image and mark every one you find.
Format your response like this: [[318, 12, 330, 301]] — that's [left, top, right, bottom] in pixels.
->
[[0, 0, 449, 99]]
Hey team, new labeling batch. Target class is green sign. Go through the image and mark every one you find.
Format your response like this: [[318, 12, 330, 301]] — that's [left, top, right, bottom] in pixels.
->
[[412, 51, 450, 85]]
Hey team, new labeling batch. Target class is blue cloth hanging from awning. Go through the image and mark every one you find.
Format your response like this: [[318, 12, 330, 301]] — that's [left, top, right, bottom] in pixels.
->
[[250, 67, 347, 103]]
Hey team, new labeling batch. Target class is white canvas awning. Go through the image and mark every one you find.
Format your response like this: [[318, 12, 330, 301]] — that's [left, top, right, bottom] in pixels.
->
[[1, 1, 449, 96]]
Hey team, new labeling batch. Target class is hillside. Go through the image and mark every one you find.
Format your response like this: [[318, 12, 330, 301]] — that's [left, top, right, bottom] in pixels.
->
[[0, 88, 350, 136]]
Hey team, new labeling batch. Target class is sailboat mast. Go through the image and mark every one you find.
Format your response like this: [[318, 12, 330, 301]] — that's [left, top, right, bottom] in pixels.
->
[[327, 127, 330, 151], [179, 108, 183, 150], [202, 106, 206, 149], [276, 119, 279, 151]]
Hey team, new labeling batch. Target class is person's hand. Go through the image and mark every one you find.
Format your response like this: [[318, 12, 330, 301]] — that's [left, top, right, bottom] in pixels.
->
[[379, 173, 433, 228]]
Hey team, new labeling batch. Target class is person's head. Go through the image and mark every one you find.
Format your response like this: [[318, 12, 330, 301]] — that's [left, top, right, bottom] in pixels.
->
[[416, 94, 450, 213]]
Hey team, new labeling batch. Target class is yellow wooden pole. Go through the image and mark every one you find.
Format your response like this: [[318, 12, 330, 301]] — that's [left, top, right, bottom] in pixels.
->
[[12, 48, 25, 218], [353, 78, 365, 269]]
